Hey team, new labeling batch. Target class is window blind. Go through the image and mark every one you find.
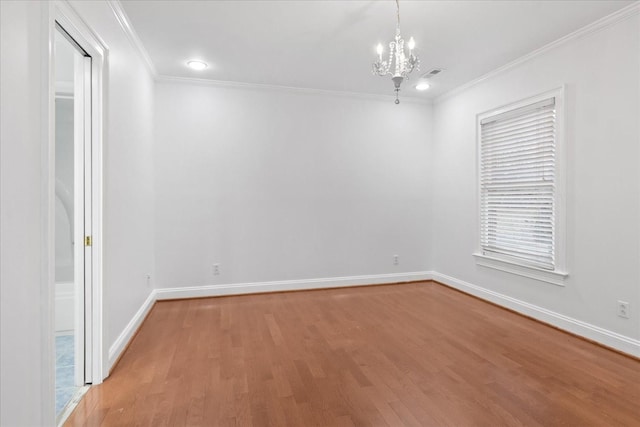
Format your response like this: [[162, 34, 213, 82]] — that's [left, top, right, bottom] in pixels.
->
[[480, 97, 556, 270]]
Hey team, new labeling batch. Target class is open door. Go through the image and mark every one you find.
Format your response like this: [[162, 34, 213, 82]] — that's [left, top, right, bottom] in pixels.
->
[[53, 23, 92, 420]]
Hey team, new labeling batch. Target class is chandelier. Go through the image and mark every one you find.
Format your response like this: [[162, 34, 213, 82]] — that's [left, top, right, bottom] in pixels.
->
[[372, 0, 420, 104]]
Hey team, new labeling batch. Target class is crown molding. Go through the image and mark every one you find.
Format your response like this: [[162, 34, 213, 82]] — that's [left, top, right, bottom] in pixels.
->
[[104, 0, 429, 104], [105, 0, 639, 106], [105, 0, 429, 105], [106, 0, 157, 77], [156, 75, 433, 105], [436, 1, 640, 104]]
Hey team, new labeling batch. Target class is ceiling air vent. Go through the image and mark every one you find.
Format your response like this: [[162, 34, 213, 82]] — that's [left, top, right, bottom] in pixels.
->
[[421, 68, 444, 79]]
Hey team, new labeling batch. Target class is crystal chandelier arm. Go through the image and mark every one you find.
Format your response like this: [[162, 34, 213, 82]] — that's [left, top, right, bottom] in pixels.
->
[[371, 0, 419, 102], [372, 60, 390, 76]]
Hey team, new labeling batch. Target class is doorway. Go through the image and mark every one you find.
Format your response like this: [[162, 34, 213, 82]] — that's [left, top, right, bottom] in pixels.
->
[[50, 2, 106, 423], [53, 24, 92, 419]]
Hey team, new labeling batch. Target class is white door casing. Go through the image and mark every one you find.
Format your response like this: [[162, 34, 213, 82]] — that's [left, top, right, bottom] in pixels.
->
[[46, 1, 107, 423]]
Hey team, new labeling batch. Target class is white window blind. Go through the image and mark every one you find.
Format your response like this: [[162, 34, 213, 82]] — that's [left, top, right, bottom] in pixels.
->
[[480, 97, 556, 270]]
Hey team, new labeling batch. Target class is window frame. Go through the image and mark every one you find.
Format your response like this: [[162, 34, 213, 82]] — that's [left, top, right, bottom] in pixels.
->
[[474, 87, 568, 286]]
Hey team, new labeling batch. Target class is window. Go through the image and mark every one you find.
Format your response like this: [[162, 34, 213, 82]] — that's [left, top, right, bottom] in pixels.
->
[[476, 89, 567, 285]]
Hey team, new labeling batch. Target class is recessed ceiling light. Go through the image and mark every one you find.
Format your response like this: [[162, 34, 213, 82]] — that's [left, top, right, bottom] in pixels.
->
[[187, 60, 208, 70], [415, 82, 430, 91]]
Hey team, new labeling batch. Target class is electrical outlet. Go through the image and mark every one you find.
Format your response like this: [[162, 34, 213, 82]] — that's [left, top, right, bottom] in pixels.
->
[[393, 255, 399, 266], [617, 300, 630, 319], [213, 264, 220, 276]]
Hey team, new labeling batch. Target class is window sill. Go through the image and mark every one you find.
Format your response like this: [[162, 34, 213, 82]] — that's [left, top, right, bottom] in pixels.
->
[[473, 253, 568, 286]]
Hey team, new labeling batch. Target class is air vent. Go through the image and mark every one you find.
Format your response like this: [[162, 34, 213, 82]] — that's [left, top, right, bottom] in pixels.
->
[[421, 68, 444, 79]]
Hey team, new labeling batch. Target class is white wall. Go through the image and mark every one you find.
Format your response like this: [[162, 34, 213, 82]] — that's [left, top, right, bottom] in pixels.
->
[[154, 83, 433, 290], [1, 1, 155, 424], [2, 2, 636, 425], [0, 2, 51, 425], [68, 0, 156, 363], [432, 13, 640, 348]]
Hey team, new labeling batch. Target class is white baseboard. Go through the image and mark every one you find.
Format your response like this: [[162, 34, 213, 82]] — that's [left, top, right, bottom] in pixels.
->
[[107, 290, 156, 372], [106, 272, 432, 373], [107, 269, 638, 374], [431, 272, 640, 358], [154, 271, 434, 300]]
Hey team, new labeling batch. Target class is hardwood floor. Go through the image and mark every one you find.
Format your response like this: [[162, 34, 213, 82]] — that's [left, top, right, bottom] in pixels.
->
[[65, 282, 640, 426]]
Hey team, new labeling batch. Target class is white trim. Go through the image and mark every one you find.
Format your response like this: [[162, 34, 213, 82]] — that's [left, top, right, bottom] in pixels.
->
[[108, 270, 639, 373], [473, 253, 568, 286], [88, 40, 106, 387], [431, 272, 640, 358], [103, 0, 430, 105], [55, 385, 89, 427], [104, 0, 432, 105], [107, 291, 156, 371], [106, 0, 156, 76], [475, 86, 567, 284], [71, 50, 86, 387], [476, 86, 564, 124], [436, 2, 640, 104], [92, 0, 638, 106], [42, 1, 56, 423], [154, 272, 434, 300], [55, 1, 109, 53], [53, 0, 107, 389], [554, 86, 568, 277], [107, 272, 433, 370], [104, 0, 430, 104], [156, 75, 432, 105]]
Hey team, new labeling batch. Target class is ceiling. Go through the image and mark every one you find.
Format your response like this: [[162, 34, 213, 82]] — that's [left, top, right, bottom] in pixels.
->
[[120, 0, 633, 99]]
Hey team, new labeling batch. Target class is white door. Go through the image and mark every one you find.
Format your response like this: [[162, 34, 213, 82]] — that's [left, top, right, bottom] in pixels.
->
[[54, 24, 92, 416]]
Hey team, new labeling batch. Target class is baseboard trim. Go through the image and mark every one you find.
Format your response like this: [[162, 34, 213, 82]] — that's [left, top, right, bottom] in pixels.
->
[[154, 271, 434, 300], [106, 272, 433, 372], [107, 290, 156, 372], [431, 272, 640, 358], [107, 269, 639, 373]]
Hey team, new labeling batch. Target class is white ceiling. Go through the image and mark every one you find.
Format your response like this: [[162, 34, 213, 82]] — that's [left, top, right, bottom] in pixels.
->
[[120, 0, 633, 99]]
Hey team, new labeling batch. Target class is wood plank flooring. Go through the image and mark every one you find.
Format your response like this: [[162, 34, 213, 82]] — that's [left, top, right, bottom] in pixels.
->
[[65, 282, 640, 426]]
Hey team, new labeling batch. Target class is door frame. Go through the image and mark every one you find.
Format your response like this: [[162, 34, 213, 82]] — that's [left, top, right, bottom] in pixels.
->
[[44, 0, 107, 421]]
